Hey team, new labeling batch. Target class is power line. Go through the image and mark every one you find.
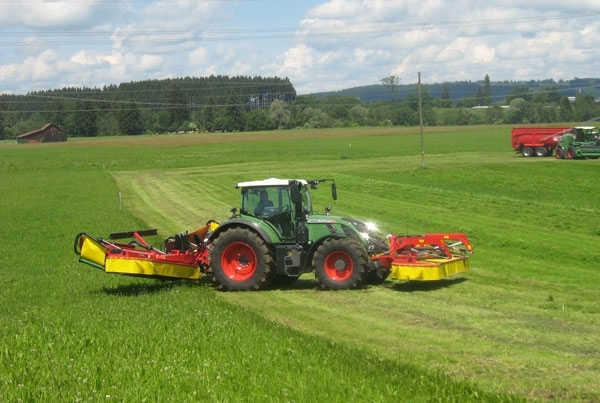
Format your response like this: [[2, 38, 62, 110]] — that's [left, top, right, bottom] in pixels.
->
[[2, 12, 600, 47]]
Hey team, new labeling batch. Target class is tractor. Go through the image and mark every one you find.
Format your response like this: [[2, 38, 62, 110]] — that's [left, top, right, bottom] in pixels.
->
[[555, 126, 600, 159], [209, 178, 384, 290], [75, 178, 473, 291]]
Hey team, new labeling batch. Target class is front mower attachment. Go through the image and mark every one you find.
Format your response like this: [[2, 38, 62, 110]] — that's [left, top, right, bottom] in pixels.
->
[[373, 233, 473, 281]]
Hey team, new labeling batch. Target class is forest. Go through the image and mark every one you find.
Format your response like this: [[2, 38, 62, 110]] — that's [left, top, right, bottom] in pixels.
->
[[1, 75, 600, 139]]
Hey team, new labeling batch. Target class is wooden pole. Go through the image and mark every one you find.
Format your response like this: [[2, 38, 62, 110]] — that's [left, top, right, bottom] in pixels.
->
[[418, 72, 425, 169]]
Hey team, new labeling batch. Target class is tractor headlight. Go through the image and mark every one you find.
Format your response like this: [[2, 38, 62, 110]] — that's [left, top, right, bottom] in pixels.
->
[[360, 222, 379, 240], [365, 221, 378, 233]]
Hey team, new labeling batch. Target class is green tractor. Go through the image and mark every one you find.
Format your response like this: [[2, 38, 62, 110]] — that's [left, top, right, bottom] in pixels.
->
[[209, 178, 385, 291], [556, 126, 600, 159], [74, 177, 472, 291]]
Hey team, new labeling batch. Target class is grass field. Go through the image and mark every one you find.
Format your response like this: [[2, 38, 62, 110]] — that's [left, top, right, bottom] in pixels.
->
[[1, 126, 599, 402]]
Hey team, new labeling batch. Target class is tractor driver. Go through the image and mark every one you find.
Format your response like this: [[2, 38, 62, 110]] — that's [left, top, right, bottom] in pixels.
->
[[254, 190, 273, 215]]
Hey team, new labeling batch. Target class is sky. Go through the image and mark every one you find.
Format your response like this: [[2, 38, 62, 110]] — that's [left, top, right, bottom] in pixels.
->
[[1, 0, 600, 95]]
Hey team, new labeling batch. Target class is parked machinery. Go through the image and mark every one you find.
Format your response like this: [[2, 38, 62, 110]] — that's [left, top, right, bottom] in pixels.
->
[[511, 127, 570, 157], [555, 126, 600, 159]]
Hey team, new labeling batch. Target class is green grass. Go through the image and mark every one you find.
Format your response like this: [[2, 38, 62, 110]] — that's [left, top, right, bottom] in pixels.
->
[[1, 126, 598, 401]]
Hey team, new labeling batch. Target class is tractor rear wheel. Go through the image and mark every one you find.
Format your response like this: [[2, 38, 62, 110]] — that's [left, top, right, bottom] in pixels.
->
[[567, 146, 575, 159], [313, 237, 367, 290], [210, 227, 274, 291]]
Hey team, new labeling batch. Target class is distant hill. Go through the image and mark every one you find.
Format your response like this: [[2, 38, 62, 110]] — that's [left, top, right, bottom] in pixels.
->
[[310, 77, 600, 103]]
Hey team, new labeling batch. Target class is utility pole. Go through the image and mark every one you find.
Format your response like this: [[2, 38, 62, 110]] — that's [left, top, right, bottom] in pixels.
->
[[418, 72, 425, 169]]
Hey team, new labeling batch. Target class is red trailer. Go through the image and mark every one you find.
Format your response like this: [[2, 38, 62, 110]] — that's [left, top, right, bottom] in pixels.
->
[[511, 127, 571, 157]]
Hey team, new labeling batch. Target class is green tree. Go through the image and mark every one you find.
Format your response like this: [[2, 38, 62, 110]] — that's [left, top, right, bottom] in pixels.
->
[[0, 113, 5, 139], [269, 99, 290, 129], [118, 101, 145, 135], [201, 97, 217, 132], [474, 86, 484, 106], [225, 90, 245, 132], [506, 87, 533, 103], [153, 109, 172, 133], [44, 99, 66, 127], [571, 92, 599, 122], [167, 83, 188, 131], [533, 86, 562, 105], [506, 98, 532, 124], [437, 84, 453, 108], [245, 109, 272, 131], [485, 104, 504, 124], [97, 112, 119, 136], [381, 75, 400, 101], [69, 100, 98, 137], [349, 105, 368, 125], [558, 96, 573, 122], [483, 74, 491, 105], [302, 107, 330, 128], [406, 87, 435, 125]]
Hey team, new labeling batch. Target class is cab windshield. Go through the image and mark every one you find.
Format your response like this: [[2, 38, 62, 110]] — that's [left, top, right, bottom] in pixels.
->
[[242, 186, 293, 217]]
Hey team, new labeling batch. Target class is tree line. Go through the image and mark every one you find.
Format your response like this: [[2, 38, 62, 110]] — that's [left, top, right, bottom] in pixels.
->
[[1, 74, 599, 140]]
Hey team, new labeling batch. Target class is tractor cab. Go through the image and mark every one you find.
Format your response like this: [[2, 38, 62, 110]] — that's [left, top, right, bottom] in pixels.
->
[[236, 178, 313, 239], [570, 126, 599, 142]]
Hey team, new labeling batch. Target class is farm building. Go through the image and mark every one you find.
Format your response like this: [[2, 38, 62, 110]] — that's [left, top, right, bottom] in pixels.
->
[[16, 123, 67, 144]]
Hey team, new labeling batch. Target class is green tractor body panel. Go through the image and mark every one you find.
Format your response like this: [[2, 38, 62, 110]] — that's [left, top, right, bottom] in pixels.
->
[[556, 127, 600, 159]]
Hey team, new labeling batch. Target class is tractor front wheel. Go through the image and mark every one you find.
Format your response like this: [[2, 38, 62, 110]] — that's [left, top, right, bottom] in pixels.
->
[[313, 237, 367, 290], [555, 148, 563, 159], [210, 227, 274, 291]]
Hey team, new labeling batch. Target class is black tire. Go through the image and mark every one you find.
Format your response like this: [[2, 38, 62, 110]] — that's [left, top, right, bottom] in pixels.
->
[[521, 147, 534, 157], [534, 147, 547, 157], [556, 148, 563, 159], [210, 227, 274, 291], [567, 146, 576, 159], [365, 265, 391, 285], [313, 237, 367, 290]]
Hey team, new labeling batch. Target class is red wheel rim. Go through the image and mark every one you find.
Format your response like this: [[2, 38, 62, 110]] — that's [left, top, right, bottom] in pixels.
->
[[220, 242, 257, 281], [323, 251, 353, 281]]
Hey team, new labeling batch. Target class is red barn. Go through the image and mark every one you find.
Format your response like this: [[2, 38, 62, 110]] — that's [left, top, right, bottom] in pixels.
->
[[16, 123, 67, 144]]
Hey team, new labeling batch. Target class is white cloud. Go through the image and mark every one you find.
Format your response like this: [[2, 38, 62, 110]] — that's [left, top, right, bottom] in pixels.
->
[[0, 0, 121, 29], [2, 0, 600, 94]]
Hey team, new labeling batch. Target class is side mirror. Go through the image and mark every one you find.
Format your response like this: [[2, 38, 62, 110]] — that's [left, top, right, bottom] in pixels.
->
[[331, 182, 337, 201]]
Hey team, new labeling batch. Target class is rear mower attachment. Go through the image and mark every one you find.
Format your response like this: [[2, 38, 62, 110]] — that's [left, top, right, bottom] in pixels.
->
[[73, 221, 218, 280]]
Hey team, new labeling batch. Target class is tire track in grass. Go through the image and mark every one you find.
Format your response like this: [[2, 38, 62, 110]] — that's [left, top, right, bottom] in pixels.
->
[[114, 170, 236, 234]]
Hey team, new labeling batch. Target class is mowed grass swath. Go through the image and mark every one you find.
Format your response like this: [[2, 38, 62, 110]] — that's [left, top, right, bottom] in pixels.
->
[[0, 126, 598, 402]]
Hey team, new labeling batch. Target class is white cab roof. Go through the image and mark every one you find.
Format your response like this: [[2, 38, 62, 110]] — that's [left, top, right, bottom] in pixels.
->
[[235, 178, 308, 188]]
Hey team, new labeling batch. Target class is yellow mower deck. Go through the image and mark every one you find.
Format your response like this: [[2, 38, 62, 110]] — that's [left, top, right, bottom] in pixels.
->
[[77, 233, 201, 280], [390, 256, 469, 281]]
